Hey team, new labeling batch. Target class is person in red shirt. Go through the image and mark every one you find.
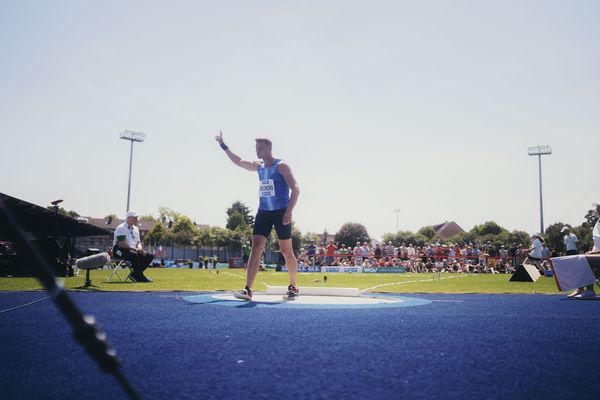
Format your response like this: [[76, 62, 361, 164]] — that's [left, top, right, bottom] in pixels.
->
[[325, 241, 337, 266]]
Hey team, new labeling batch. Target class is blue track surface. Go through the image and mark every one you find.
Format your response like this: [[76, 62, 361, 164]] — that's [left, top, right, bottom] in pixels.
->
[[1, 291, 599, 400]]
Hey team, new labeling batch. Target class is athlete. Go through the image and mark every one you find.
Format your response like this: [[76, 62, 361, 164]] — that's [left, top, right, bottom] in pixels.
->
[[215, 132, 300, 300]]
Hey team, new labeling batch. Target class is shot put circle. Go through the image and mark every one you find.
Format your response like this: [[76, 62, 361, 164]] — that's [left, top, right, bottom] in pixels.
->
[[183, 292, 431, 309]]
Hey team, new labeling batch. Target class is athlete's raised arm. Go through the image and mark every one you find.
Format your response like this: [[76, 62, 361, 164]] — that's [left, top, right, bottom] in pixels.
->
[[215, 131, 260, 171]]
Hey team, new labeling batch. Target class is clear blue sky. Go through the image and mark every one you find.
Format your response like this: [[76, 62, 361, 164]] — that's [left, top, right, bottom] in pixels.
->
[[1, 0, 599, 239]]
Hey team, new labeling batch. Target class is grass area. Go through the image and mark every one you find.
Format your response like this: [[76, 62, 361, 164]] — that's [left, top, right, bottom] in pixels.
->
[[0, 268, 564, 294]]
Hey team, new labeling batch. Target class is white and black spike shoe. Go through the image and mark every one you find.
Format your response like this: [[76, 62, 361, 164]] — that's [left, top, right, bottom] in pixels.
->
[[233, 286, 253, 300], [285, 285, 300, 300]]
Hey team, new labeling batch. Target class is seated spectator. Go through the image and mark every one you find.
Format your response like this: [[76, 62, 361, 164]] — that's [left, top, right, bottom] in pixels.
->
[[112, 211, 154, 283], [442, 259, 450, 272], [451, 261, 461, 273], [484, 263, 499, 274], [424, 258, 434, 272], [466, 260, 477, 273], [479, 252, 487, 267]]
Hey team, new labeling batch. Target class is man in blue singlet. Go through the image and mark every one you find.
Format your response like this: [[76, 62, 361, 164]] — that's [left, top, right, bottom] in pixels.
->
[[215, 132, 300, 300]]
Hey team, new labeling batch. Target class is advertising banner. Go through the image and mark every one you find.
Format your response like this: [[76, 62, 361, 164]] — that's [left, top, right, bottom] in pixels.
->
[[363, 267, 406, 273]]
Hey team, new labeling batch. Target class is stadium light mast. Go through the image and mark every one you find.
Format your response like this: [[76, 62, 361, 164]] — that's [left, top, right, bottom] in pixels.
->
[[394, 208, 401, 234], [528, 145, 552, 233], [120, 130, 146, 212]]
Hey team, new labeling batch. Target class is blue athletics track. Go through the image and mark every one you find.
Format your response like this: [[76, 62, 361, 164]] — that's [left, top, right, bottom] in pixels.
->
[[1, 290, 599, 400]]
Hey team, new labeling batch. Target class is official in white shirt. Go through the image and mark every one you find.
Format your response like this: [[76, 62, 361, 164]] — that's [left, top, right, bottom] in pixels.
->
[[113, 211, 154, 282], [568, 203, 600, 298], [574, 201, 600, 298], [590, 201, 600, 255], [524, 233, 545, 274], [561, 226, 578, 256]]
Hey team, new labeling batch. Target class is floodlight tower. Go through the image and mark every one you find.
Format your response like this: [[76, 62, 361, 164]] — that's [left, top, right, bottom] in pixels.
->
[[120, 130, 146, 212], [394, 208, 401, 234], [528, 145, 552, 233]]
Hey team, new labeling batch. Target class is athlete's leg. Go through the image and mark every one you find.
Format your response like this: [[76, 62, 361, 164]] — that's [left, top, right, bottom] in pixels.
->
[[278, 238, 297, 286], [246, 234, 267, 289], [271, 208, 297, 287]]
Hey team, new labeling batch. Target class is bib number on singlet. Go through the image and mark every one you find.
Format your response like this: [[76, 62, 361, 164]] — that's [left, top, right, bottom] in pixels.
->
[[259, 179, 276, 197]]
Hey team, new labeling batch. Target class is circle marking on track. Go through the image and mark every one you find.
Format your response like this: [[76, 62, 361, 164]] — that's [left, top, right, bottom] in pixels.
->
[[183, 293, 432, 309]]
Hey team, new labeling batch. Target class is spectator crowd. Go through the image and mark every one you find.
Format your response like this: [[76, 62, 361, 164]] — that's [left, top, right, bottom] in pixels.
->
[[295, 240, 555, 274]]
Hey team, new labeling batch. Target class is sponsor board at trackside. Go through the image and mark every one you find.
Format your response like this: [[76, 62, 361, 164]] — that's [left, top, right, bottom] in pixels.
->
[[277, 266, 406, 273], [321, 266, 362, 273], [363, 267, 406, 273], [279, 266, 322, 272], [278, 266, 364, 273]]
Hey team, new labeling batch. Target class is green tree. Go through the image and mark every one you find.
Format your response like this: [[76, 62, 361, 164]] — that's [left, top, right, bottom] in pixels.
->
[[171, 216, 198, 245], [228, 225, 253, 254], [157, 207, 182, 226], [226, 201, 254, 229], [172, 216, 197, 234], [382, 231, 428, 247], [381, 232, 396, 245], [291, 226, 302, 253], [544, 222, 568, 253], [582, 208, 598, 229], [447, 231, 477, 246], [506, 230, 531, 248], [301, 232, 321, 249], [572, 225, 592, 253], [470, 221, 506, 236], [147, 222, 167, 243], [416, 226, 436, 241], [173, 231, 194, 246], [210, 226, 233, 247], [335, 223, 370, 247], [572, 208, 597, 252], [195, 227, 214, 248], [226, 210, 246, 231], [267, 230, 279, 256]]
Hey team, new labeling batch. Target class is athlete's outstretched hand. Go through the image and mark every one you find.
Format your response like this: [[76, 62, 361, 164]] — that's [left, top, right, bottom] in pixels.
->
[[215, 130, 224, 144]]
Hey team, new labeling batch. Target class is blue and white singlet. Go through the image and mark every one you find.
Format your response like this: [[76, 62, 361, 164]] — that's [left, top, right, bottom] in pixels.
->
[[258, 159, 290, 211]]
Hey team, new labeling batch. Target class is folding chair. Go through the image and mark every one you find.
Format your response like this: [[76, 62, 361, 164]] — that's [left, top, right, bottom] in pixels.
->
[[107, 251, 135, 283]]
